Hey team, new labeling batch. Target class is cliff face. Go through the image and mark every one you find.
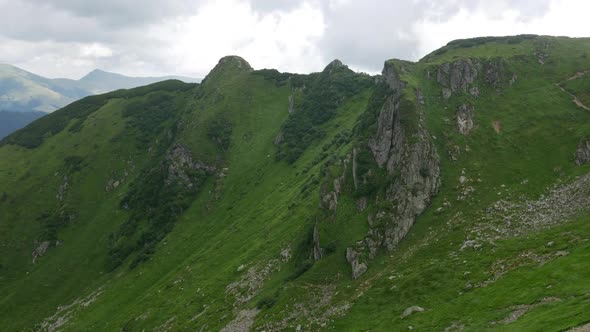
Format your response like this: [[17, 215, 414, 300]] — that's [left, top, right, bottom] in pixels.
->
[[369, 62, 441, 251], [338, 62, 441, 278]]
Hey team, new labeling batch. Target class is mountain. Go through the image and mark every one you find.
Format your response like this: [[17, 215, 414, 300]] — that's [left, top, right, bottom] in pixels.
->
[[2, 35, 590, 331], [0, 111, 45, 139], [76, 69, 199, 95], [0, 65, 199, 137], [0, 64, 200, 113]]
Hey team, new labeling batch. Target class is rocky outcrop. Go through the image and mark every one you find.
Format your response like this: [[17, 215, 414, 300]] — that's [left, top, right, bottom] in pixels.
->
[[288, 94, 295, 114], [320, 190, 338, 212], [323, 59, 348, 75], [456, 104, 474, 135], [32, 241, 50, 264], [352, 148, 359, 189], [343, 62, 440, 279], [56, 175, 69, 202], [436, 59, 479, 99], [483, 59, 506, 88], [164, 144, 215, 190], [345, 247, 367, 279], [202, 55, 252, 84], [435, 58, 510, 99], [214, 55, 252, 71], [312, 222, 323, 260], [575, 139, 590, 165], [220, 309, 259, 332], [368, 65, 441, 251], [319, 156, 349, 213]]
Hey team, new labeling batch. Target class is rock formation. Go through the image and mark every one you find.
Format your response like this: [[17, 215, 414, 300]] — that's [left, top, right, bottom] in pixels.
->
[[456, 104, 474, 135], [575, 139, 590, 165], [344, 61, 441, 278], [436, 59, 479, 99], [368, 62, 441, 251], [164, 144, 215, 190]]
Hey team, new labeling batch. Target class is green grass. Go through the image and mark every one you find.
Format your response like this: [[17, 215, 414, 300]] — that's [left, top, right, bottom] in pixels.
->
[[2, 36, 590, 331]]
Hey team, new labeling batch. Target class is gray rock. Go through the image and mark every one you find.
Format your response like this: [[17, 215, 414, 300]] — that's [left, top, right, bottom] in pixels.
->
[[401, 306, 425, 318], [510, 73, 518, 85], [220, 309, 259, 332], [56, 175, 69, 202], [346, 247, 367, 279], [484, 59, 505, 87], [356, 197, 368, 212], [313, 223, 323, 260], [288, 94, 295, 114], [456, 104, 474, 135], [575, 139, 590, 165], [273, 131, 284, 145], [32, 241, 50, 264], [352, 148, 359, 190], [367, 77, 440, 251], [164, 144, 215, 190], [437, 59, 479, 99], [280, 247, 291, 262]]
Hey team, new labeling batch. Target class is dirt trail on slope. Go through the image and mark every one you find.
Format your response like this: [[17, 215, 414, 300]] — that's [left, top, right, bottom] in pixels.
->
[[556, 84, 590, 111], [556, 70, 590, 111]]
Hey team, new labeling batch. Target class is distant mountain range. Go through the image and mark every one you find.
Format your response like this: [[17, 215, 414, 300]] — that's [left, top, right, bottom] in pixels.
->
[[0, 64, 200, 137], [0, 111, 45, 139]]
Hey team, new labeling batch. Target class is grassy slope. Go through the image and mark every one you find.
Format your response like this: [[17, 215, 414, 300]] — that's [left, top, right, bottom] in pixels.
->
[[331, 35, 590, 330], [2, 36, 590, 331]]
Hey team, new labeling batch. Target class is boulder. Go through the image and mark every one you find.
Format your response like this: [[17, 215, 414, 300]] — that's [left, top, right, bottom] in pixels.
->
[[401, 306, 425, 318], [346, 247, 367, 279]]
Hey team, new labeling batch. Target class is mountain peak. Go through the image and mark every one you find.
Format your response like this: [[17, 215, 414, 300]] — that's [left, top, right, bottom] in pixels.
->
[[216, 55, 253, 71], [80, 68, 122, 81], [322, 59, 350, 74], [202, 55, 253, 83]]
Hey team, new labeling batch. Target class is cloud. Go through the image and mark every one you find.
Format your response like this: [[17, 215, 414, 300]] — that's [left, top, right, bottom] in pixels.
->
[[2, 0, 590, 79], [22, 0, 200, 27], [412, 0, 590, 60]]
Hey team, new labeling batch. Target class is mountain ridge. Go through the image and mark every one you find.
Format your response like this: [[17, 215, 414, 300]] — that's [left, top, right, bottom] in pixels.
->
[[0, 63, 200, 113], [2, 35, 590, 331]]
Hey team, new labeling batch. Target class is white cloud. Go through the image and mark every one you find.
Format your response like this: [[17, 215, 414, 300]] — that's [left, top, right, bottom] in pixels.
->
[[1, 0, 590, 79], [80, 43, 113, 58], [150, 0, 325, 76], [413, 0, 590, 59]]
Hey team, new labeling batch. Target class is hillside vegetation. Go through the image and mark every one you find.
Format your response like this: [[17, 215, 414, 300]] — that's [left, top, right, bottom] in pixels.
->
[[2, 36, 590, 331]]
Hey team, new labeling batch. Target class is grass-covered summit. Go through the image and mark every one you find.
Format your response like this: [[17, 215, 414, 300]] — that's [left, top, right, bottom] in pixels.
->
[[3, 35, 590, 331]]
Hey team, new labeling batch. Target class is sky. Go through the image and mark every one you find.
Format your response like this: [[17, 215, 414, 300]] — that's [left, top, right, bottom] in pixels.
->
[[1, 0, 590, 79]]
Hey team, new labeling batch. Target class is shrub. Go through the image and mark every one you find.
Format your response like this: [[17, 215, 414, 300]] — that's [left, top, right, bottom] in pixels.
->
[[63, 155, 85, 173], [287, 259, 314, 281], [252, 69, 292, 86], [207, 117, 233, 151], [277, 66, 374, 163], [256, 294, 278, 309]]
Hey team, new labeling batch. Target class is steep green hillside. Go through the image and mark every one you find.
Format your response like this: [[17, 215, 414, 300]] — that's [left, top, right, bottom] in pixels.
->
[[2, 36, 590, 331]]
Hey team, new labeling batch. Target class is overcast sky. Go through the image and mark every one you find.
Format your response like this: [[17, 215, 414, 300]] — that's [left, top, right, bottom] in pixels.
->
[[2, 0, 590, 79]]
